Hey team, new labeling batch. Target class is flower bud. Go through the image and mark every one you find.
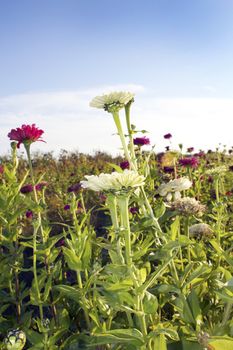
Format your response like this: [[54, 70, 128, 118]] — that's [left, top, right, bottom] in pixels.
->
[[4, 329, 26, 350]]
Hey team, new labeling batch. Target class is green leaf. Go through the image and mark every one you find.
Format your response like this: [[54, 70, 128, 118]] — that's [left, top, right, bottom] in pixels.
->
[[88, 329, 144, 347], [62, 247, 82, 271], [54, 285, 81, 303], [143, 292, 158, 314]]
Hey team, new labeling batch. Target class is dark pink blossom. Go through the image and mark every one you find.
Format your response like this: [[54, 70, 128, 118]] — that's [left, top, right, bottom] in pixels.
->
[[64, 204, 70, 210], [8, 124, 44, 148], [67, 182, 82, 193], [179, 157, 199, 168], [26, 210, 33, 219], [187, 147, 194, 153], [164, 133, 172, 139], [129, 207, 139, 215], [133, 136, 150, 146], [0, 164, 4, 174], [35, 181, 48, 191], [20, 184, 34, 194], [120, 160, 130, 170]]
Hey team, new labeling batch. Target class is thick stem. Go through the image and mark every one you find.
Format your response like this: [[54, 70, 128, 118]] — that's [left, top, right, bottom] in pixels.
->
[[24, 145, 44, 322], [112, 112, 136, 171]]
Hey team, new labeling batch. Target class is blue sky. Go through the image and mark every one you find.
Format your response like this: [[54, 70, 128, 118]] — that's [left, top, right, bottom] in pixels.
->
[[0, 0, 233, 155]]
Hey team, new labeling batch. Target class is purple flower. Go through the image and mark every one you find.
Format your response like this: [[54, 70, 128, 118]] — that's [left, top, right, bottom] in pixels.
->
[[187, 147, 194, 153], [64, 204, 70, 210], [129, 207, 139, 215], [26, 210, 33, 219], [133, 136, 150, 146], [20, 184, 34, 194], [163, 166, 174, 173], [120, 160, 130, 170], [164, 133, 172, 139], [35, 181, 48, 191], [67, 182, 82, 193], [194, 151, 205, 158], [179, 157, 199, 168]]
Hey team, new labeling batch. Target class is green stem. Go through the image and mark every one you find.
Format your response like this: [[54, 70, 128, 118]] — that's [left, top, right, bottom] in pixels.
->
[[24, 145, 44, 322], [112, 112, 136, 171], [125, 103, 137, 169], [76, 271, 91, 330], [184, 217, 191, 264]]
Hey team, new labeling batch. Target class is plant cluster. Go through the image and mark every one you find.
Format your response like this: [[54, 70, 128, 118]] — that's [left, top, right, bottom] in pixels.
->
[[0, 92, 232, 350]]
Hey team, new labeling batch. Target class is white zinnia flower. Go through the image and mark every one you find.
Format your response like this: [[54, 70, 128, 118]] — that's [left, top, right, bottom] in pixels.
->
[[90, 91, 135, 113], [206, 165, 227, 175], [157, 177, 192, 201], [81, 170, 145, 193], [189, 223, 213, 237]]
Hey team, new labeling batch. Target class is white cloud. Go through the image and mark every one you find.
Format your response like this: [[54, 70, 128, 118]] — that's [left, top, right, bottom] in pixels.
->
[[0, 85, 232, 157]]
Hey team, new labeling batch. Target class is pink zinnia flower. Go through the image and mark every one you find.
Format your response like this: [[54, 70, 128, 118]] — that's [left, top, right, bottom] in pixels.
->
[[133, 136, 150, 146], [26, 210, 33, 219], [20, 184, 34, 194], [179, 157, 199, 168], [8, 124, 44, 148], [120, 160, 130, 170], [164, 133, 172, 139], [35, 181, 48, 191]]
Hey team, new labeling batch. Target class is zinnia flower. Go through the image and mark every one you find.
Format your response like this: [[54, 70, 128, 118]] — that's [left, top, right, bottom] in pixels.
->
[[4, 329, 26, 350], [67, 182, 82, 193], [25, 210, 33, 219], [133, 136, 150, 146], [20, 184, 34, 194], [164, 133, 172, 139], [179, 157, 199, 168], [81, 169, 145, 193], [8, 124, 44, 148], [187, 147, 194, 153], [206, 165, 227, 176], [171, 197, 206, 217], [120, 160, 130, 170], [157, 177, 192, 201], [90, 91, 134, 113], [189, 223, 213, 238], [129, 207, 139, 215], [35, 181, 48, 191]]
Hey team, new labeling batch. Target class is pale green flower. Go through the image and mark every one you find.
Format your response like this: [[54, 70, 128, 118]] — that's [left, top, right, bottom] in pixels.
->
[[171, 197, 206, 217], [158, 177, 192, 201], [206, 165, 227, 175], [90, 91, 134, 113], [81, 170, 145, 193], [189, 223, 213, 237], [4, 329, 26, 350]]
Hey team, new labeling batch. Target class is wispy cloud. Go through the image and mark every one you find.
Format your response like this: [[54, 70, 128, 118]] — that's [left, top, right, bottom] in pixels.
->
[[0, 85, 232, 156]]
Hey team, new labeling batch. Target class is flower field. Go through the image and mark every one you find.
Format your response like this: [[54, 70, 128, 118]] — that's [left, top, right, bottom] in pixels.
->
[[0, 92, 233, 350]]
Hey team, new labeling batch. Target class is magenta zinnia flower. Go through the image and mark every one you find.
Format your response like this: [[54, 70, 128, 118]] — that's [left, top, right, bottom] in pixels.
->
[[179, 157, 199, 168], [164, 133, 172, 139], [35, 181, 48, 191], [20, 184, 34, 194], [133, 136, 150, 146], [26, 210, 33, 219], [8, 124, 44, 148], [67, 183, 82, 193], [120, 160, 130, 170]]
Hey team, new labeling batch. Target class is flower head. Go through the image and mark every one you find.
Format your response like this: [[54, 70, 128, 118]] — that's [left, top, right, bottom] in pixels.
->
[[35, 181, 48, 191], [189, 223, 213, 238], [171, 197, 206, 217], [25, 210, 33, 219], [206, 165, 227, 175], [133, 136, 150, 146], [64, 204, 70, 211], [158, 177, 192, 201], [187, 147, 194, 153], [8, 124, 44, 149], [4, 329, 26, 350], [20, 184, 34, 194], [90, 91, 134, 113], [164, 133, 172, 139], [81, 169, 145, 193], [179, 157, 199, 168], [67, 182, 82, 193], [120, 160, 130, 170], [129, 207, 139, 215]]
